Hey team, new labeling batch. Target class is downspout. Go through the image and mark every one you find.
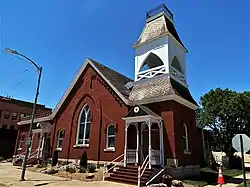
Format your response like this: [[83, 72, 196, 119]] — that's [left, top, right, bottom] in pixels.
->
[[97, 102, 102, 168], [51, 117, 57, 158], [67, 113, 74, 164]]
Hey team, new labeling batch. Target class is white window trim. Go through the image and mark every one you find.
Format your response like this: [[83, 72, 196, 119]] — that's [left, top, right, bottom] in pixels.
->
[[57, 129, 64, 150], [105, 124, 116, 151], [75, 104, 91, 147], [183, 124, 190, 154]]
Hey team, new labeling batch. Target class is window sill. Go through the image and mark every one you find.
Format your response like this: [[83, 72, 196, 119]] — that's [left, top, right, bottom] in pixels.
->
[[104, 147, 115, 152], [73, 144, 89, 148], [17, 148, 22, 151], [56, 148, 62, 152], [184, 151, 191, 155]]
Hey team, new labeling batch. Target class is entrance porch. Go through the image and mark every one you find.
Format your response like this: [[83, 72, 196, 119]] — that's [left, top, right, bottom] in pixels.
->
[[122, 106, 164, 169]]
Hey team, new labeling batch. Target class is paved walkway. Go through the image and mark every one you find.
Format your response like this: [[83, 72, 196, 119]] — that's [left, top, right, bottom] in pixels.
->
[[0, 162, 134, 187]]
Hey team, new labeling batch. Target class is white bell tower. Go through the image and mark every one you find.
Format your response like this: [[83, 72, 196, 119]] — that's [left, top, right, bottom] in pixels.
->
[[133, 4, 188, 88]]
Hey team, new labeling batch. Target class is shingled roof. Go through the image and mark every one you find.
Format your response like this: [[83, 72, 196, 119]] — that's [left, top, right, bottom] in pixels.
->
[[129, 75, 197, 105], [133, 14, 186, 50], [90, 60, 133, 98]]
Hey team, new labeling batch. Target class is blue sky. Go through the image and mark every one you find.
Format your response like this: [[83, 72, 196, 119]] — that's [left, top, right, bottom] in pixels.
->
[[0, 0, 249, 108]]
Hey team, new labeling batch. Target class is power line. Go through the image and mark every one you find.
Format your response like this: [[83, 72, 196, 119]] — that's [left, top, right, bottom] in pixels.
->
[[3, 75, 30, 97]]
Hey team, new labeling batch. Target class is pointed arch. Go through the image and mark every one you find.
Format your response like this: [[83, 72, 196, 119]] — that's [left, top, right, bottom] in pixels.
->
[[139, 52, 164, 72], [171, 56, 183, 73], [76, 104, 91, 146]]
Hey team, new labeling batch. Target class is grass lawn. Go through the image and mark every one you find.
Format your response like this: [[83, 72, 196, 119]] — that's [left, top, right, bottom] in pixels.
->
[[183, 167, 244, 187]]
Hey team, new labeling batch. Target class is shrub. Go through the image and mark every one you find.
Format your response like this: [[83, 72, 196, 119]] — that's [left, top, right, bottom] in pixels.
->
[[68, 167, 76, 173], [229, 155, 242, 169], [47, 168, 58, 174], [87, 163, 96, 173], [65, 165, 70, 172], [52, 149, 58, 166], [37, 161, 48, 168], [0, 156, 5, 161], [80, 151, 88, 168], [79, 167, 86, 173]]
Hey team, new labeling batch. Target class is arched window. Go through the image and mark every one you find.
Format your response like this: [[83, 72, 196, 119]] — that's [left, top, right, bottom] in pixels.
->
[[139, 53, 164, 72], [76, 104, 91, 146], [183, 124, 189, 153], [17, 134, 24, 150], [57, 129, 64, 150], [106, 125, 116, 149], [171, 56, 183, 73]]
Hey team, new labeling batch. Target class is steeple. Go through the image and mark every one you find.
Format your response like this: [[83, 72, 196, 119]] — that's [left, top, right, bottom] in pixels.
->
[[133, 4, 188, 88]]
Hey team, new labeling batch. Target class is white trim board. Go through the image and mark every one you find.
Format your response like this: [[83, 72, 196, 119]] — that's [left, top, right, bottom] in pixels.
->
[[51, 58, 130, 119]]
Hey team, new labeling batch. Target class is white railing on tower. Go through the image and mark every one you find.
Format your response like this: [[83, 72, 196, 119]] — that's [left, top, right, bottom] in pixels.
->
[[137, 65, 166, 80], [170, 66, 186, 84]]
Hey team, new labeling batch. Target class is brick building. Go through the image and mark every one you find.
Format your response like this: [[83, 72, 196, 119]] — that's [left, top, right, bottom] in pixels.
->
[[15, 4, 202, 184], [0, 96, 51, 158]]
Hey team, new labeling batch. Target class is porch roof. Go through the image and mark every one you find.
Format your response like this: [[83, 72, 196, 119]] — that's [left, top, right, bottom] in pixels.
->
[[122, 105, 162, 123]]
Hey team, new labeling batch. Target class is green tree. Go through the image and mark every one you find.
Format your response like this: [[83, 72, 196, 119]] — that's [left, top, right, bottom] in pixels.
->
[[197, 88, 250, 154]]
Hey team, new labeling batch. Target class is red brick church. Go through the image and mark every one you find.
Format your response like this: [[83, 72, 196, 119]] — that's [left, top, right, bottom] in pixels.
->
[[14, 4, 202, 184]]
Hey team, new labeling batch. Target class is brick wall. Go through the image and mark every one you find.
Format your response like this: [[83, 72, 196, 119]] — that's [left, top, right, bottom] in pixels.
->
[[51, 65, 128, 162]]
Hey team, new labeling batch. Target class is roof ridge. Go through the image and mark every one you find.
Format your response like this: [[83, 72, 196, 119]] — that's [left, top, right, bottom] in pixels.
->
[[89, 58, 133, 82]]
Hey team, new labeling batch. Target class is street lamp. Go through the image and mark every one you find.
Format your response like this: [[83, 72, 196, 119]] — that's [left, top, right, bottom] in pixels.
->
[[4, 48, 42, 181]]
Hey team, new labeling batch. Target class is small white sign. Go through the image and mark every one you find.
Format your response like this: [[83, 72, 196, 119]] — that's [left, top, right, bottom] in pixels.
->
[[232, 134, 250, 153]]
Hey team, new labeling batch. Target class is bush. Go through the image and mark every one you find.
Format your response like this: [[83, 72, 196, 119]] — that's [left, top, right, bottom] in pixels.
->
[[52, 150, 58, 166], [87, 163, 96, 173], [79, 167, 86, 173], [0, 156, 5, 161], [47, 168, 58, 174], [68, 167, 76, 173], [80, 151, 88, 168], [37, 160, 49, 168], [229, 155, 242, 169]]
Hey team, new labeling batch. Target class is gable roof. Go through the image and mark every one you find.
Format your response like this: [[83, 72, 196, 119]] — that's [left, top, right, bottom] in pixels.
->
[[51, 58, 132, 118], [125, 105, 161, 118], [90, 60, 133, 98]]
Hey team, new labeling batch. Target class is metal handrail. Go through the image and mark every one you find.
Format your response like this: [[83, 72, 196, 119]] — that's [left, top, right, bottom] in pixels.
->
[[28, 150, 38, 159], [110, 153, 124, 163], [103, 154, 124, 181], [138, 155, 149, 187]]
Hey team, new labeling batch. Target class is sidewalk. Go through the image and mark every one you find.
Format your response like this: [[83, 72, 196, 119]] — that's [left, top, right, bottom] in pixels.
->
[[205, 172, 250, 187], [0, 162, 134, 187]]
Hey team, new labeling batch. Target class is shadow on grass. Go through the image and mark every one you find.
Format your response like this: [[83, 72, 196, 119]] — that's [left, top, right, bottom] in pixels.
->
[[183, 168, 249, 186]]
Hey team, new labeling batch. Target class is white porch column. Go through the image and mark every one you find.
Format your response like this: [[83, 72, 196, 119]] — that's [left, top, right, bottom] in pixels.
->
[[124, 122, 129, 167], [140, 123, 144, 162], [136, 123, 139, 165], [148, 121, 152, 169], [37, 133, 42, 159]]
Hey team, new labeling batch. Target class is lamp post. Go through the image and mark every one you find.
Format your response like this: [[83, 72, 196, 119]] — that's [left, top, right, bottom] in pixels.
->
[[4, 48, 42, 181]]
